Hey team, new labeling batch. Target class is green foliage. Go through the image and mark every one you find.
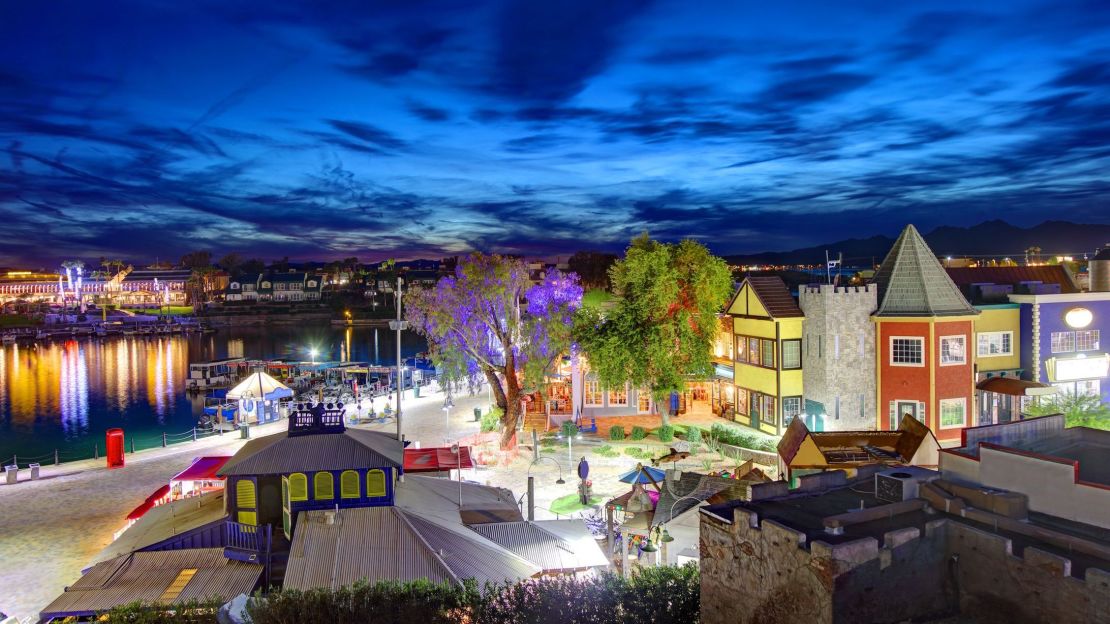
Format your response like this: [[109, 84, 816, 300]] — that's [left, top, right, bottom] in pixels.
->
[[0, 313, 40, 328], [595, 445, 619, 458], [581, 288, 615, 309], [573, 235, 733, 421], [248, 566, 700, 624], [100, 598, 223, 623], [710, 423, 777, 452], [561, 420, 580, 438], [623, 446, 645, 458], [608, 425, 626, 441], [657, 424, 675, 442], [685, 425, 702, 444], [629, 426, 647, 440], [481, 407, 503, 433], [1025, 393, 1110, 430]]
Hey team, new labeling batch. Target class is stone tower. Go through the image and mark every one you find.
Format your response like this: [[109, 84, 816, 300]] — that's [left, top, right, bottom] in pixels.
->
[[799, 283, 878, 431]]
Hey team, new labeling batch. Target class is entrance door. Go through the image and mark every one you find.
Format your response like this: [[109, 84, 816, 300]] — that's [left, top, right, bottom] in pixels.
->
[[281, 476, 291, 539], [892, 401, 918, 429]]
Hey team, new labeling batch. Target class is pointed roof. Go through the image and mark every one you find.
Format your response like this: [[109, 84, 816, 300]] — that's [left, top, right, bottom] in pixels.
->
[[726, 276, 804, 318], [872, 225, 978, 317]]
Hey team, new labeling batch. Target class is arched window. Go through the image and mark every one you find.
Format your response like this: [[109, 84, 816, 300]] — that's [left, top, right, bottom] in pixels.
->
[[314, 472, 334, 500], [288, 473, 308, 502], [340, 470, 361, 499], [366, 469, 387, 497], [235, 479, 256, 526]]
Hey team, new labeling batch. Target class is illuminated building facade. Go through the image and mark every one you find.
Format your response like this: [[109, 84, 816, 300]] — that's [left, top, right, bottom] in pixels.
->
[[1013, 292, 1110, 406]]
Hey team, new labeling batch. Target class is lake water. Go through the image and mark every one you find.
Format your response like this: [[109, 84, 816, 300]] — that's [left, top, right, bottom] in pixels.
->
[[0, 324, 427, 463]]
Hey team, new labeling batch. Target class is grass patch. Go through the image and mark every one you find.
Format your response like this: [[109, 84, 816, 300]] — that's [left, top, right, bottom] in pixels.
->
[[623, 446, 647, 459], [581, 289, 614, 310], [549, 493, 604, 515], [132, 306, 194, 316], [595, 445, 619, 458]]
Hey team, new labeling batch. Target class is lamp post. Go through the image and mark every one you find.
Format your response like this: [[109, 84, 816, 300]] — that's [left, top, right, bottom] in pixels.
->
[[557, 430, 581, 463], [654, 493, 702, 566], [526, 457, 566, 521], [442, 398, 454, 443], [309, 348, 318, 366], [388, 276, 407, 441]]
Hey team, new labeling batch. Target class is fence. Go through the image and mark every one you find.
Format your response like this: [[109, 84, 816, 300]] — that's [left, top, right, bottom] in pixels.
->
[[3, 425, 231, 471]]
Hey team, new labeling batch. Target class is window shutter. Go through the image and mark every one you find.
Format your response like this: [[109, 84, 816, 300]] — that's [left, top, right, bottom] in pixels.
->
[[236, 479, 255, 510], [367, 470, 387, 497], [341, 470, 360, 499], [314, 472, 334, 500], [289, 473, 308, 502], [918, 402, 926, 422]]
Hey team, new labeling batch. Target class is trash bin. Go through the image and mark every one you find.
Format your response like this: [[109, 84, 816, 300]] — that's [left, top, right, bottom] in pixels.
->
[[4, 465, 16, 485], [413, 385, 420, 398], [29, 463, 40, 480], [473, 407, 482, 422], [239, 423, 251, 439]]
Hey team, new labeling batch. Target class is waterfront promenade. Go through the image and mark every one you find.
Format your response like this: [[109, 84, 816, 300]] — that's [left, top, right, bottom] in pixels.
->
[[0, 388, 489, 622]]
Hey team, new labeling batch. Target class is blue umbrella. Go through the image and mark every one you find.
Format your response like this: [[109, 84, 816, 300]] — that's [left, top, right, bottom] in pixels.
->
[[618, 465, 665, 484]]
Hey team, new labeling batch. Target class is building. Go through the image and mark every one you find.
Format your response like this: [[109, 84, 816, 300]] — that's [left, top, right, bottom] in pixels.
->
[[871, 225, 979, 444], [1012, 289, 1109, 405], [698, 458, 1110, 624], [799, 284, 877, 431], [726, 276, 805, 436], [776, 414, 939, 481], [224, 274, 260, 302], [224, 273, 322, 303]]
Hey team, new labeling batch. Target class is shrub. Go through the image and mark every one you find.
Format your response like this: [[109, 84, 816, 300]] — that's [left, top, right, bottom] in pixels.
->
[[685, 425, 702, 445], [561, 420, 579, 438], [623, 446, 644, 458], [595, 445, 618, 458], [609, 425, 625, 441], [480, 407, 503, 433], [99, 598, 225, 623], [657, 424, 675, 443], [629, 426, 647, 440]]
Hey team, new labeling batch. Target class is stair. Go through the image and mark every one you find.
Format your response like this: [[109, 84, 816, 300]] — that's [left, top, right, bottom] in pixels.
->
[[522, 413, 549, 436]]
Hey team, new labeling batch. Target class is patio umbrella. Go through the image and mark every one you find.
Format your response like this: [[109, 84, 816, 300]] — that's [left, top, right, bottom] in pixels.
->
[[618, 464, 665, 484]]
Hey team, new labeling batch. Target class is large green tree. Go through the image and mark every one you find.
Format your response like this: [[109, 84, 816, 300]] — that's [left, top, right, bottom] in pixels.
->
[[574, 235, 733, 425], [1026, 392, 1110, 430]]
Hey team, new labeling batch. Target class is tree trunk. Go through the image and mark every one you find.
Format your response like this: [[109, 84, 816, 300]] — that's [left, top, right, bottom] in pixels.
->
[[484, 369, 507, 412], [500, 371, 523, 450]]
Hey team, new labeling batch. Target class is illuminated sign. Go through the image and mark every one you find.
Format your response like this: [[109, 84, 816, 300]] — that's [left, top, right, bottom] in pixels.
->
[[1064, 307, 1093, 329], [1046, 354, 1110, 382]]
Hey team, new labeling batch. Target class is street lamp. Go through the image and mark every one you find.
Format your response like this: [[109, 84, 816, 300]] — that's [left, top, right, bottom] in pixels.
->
[[309, 348, 318, 365], [442, 398, 454, 443], [557, 430, 582, 463], [526, 456, 566, 521]]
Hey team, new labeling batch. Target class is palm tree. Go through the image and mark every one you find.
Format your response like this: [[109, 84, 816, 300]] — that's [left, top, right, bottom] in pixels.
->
[[1025, 246, 1042, 266]]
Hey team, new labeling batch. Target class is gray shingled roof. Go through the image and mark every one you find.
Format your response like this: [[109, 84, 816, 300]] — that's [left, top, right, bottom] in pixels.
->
[[871, 224, 978, 317], [218, 428, 403, 477]]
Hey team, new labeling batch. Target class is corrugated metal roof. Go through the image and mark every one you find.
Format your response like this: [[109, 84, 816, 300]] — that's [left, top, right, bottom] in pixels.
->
[[405, 514, 540, 584], [651, 473, 739, 528], [945, 266, 1079, 295], [469, 521, 608, 573], [219, 428, 403, 476], [872, 225, 978, 317], [94, 491, 227, 565], [41, 549, 262, 618], [394, 475, 522, 526]]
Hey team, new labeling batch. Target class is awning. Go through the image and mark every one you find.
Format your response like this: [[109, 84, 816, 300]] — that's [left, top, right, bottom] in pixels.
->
[[403, 447, 474, 473], [127, 485, 170, 520], [171, 456, 231, 483], [976, 377, 1058, 397]]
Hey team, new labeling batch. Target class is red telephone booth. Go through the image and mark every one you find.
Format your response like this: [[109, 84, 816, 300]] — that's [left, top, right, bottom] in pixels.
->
[[106, 428, 125, 469]]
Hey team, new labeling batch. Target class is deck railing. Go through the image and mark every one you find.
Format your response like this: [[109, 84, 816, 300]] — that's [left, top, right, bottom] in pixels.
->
[[225, 520, 271, 555]]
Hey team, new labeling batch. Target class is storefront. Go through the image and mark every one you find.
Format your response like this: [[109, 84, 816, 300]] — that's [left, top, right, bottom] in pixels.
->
[[974, 376, 1056, 426], [1011, 292, 1110, 407]]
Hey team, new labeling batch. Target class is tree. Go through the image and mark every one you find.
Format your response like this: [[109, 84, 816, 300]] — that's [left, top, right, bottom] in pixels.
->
[[180, 250, 212, 270], [567, 251, 619, 290], [240, 258, 266, 275], [1026, 392, 1110, 430], [574, 235, 733, 425], [405, 253, 582, 447], [218, 252, 243, 275]]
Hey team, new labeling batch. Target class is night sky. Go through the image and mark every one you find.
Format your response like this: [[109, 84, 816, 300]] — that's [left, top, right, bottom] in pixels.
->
[[2, 0, 1109, 266]]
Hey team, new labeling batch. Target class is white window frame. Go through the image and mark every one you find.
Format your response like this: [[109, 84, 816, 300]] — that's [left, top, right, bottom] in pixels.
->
[[939, 397, 967, 429], [1075, 330, 1100, 352], [890, 336, 925, 367], [584, 378, 603, 406], [977, 331, 1013, 357], [607, 384, 629, 407], [1050, 331, 1074, 354], [939, 335, 967, 367]]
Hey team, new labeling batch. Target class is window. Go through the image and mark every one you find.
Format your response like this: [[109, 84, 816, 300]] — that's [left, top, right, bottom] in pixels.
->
[[340, 470, 360, 499], [858, 394, 865, 421], [939, 398, 966, 429], [890, 337, 924, 366], [314, 472, 334, 500], [977, 332, 1012, 357], [608, 385, 628, 406], [735, 335, 747, 362], [759, 395, 777, 425], [748, 337, 761, 365], [366, 469, 387, 497], [288, 473, 308, 502], [735, 387, 749, 417], [834, 395, 841, 420], [781, 340, 801, 369], [783, 396, 802, 425], [1076, 379, 1101, 397], [584, 378, 602, 406], [1051, 331, 1075, 353], [834, 334, 840, 360], [236, 479, 256, 525], [940, 335, 966, 366], [1076, 330, 1100, 352], [761, 339, 775, 368], [638, 388, 651, 412]]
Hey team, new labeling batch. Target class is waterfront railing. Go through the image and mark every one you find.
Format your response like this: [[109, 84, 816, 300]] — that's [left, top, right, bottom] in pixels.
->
[[4, 425, 230, 470]]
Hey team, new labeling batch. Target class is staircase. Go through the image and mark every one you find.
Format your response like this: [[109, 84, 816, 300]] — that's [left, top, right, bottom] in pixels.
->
[[522, 413, 549, 436]]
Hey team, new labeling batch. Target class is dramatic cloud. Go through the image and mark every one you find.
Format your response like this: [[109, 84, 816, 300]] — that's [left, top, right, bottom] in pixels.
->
[[0, 0, 1108, 267]]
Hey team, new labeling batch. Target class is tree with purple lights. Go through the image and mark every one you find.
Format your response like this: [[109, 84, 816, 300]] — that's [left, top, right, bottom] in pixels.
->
[[405, 253, 582, 447]]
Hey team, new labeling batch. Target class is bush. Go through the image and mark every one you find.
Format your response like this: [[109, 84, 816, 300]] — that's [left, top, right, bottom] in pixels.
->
[[629, 426, 647, 441], [710, 423, 777, 452], [685, 425, 702, 445], [595, 445, 618, 458], [608, 425, 625, 441], [657, 424, 675, 443], [247, 566, 701, 624], [99, 598, 223, 623], [623, 446, 644, 458], [481, 407, 503, 433], [561, 420, 580, 438]]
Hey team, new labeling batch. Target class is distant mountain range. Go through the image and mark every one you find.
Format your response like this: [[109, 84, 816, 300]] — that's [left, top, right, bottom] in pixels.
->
[[725, 220, 1110, 266]]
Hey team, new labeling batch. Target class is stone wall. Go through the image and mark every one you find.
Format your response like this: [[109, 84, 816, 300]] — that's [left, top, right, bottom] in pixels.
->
[[799, 285, 877, 431], [700, 502, 1110, 624]]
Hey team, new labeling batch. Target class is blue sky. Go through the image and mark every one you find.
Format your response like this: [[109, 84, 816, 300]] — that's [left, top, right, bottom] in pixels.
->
[[1, 0, 1108, 266]]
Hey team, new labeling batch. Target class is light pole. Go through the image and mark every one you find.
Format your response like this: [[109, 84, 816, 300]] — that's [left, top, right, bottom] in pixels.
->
[[388, 276, 407, 440], [655, 493, 703, 566], [527, 457, 566, 521], [557, 429, 581, 463], [309, 348, 318, 366], [442, 398, 454, 443]]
